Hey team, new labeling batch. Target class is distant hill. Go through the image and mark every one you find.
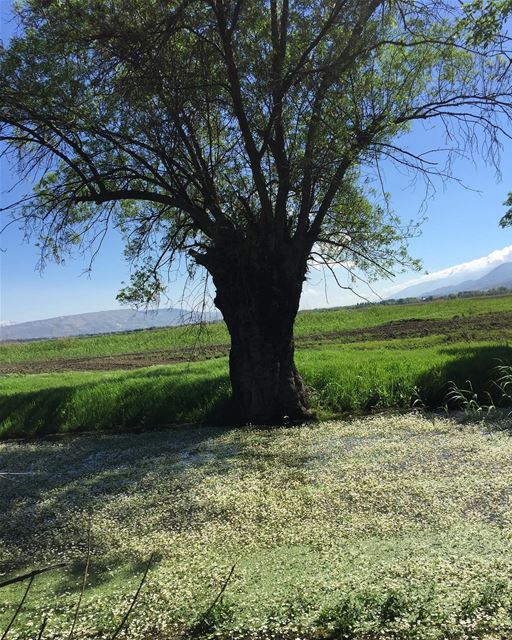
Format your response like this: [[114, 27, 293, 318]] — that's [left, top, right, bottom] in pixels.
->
[[420, 262, 512, 298], [0, 308, 220, 341], [393, 262, 512, 300]]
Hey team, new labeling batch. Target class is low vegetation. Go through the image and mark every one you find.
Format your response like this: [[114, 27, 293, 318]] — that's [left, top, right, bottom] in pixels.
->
[[1, 295, 512, 438], [1, 294, 511, 365], [2, 339, 512, 439], [2, 413, 512, 639], [1, 297, 512, 638]]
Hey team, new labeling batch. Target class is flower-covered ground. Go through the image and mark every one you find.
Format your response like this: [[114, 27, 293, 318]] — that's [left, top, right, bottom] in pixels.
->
[[1, 413, 512, 639]]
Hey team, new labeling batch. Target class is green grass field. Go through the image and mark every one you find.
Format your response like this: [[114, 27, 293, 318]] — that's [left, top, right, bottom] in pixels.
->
[[1, 414, 512, 639], [1, 294, 511, 365], [1, 295, 512, 439]]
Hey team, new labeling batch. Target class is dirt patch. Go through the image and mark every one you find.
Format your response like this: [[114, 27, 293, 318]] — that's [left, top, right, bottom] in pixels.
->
[[0, 344, 230, 374], [301, 311, 512, 344], [2, 311, 511, 374]]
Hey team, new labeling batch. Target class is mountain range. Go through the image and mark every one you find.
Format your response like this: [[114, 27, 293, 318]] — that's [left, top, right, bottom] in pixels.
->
[[5, 259, 512, 341], [393, 262, 512, 300], [0, 308, 220, 342]]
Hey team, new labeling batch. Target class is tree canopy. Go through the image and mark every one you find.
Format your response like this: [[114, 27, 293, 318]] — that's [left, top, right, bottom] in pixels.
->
[[1, 0, 512, 422]]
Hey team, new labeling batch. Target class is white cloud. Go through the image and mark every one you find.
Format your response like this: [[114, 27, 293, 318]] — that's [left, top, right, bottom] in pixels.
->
[[300, 244, 512, 309], [385, 245, 512, 296]]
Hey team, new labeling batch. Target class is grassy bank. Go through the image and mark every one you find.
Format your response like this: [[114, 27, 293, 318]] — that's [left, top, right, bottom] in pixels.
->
[[2, 338, 511, 439], [1, 414, 512, 638]]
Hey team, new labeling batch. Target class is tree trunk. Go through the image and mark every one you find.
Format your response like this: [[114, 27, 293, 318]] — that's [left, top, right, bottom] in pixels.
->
[[226, 313, 311, 424], [207, 239, 312, 424]]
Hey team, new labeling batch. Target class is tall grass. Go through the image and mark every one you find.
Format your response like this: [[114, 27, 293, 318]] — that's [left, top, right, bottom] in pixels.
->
[[298, 341, 512, 413], [0, 361, 230, 438], [2, 339, 511, 438]]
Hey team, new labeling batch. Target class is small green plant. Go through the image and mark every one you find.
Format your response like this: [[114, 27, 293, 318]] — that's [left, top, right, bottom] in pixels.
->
[[445, 379, 496, 416], [317, 594, 366, 638], [444, 361, 512, 418], [410, 386, 427, 412], [187, 565, 236, 639], [187, 601, 236, 639], [493, 362, 512, 408]]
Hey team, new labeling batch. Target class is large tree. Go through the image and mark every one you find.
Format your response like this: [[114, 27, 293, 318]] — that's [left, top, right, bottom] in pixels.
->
[[1, 0, 511, 423]]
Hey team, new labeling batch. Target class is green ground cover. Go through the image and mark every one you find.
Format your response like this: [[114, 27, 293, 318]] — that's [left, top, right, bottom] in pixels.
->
[[0, 361, 230, 439], [295, 294, 512, 334], [1, 295, 511, 439], [1, 294, 511, 365], [1, 338, 511, 439], [1, 414, 512, 639]]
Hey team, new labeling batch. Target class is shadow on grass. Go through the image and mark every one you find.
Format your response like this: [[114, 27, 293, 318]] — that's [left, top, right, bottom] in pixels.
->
[[416, 344, 512, 408], [0, 415, 244, 598], [0, 365, 231, 439]]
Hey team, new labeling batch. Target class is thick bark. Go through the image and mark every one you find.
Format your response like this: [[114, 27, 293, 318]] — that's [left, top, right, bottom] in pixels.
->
[[226, 314, 311, 424], [206, 238, 312, 424]]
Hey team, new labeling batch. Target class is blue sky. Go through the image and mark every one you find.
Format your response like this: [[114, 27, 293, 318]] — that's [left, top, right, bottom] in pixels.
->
[[301, 142, 512, 308], [1, 1, 511, 322]]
